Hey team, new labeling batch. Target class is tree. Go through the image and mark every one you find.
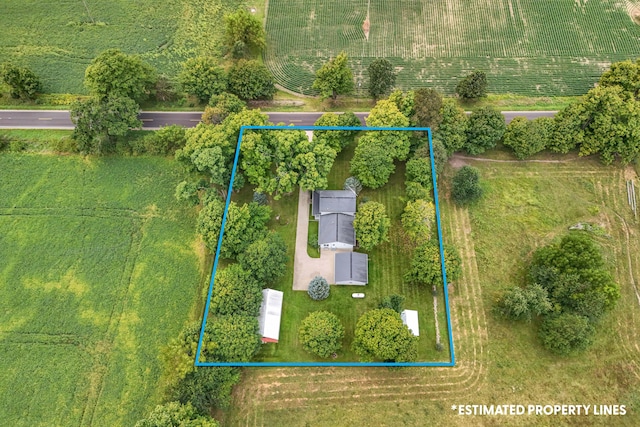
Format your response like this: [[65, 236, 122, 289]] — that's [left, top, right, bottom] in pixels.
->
[[456, 70, 488, 99], [502, 116, 553, 160], [84, 49, 156, 102], [142, 124, 186, 155], [175, 181, 199, 206], [367, 58, 396, 99], [228, 60, 275, 100], [388, 90, 415, 119], [308, 276, 330, 300], [353, 201, 390, 250], [435, 99, 468, 155], [313, 112, 360, 152], [135, 401, 219, 427], [379, 294, 405, 313], [539, 313, 595, 355], [452, 166, 483, 204], [404, 242, 462, 286], [352, 308, 418, 362], [223, 7, 266, 57], [0, 63, 41, 100], [211, 264, 262, 316], [169, 367, 240, 415], [312, 51, 354, 100], [343, 176, 363, 195], [238, 232, 288, 285], [598, 59, 640, 100], [495, 284, 552, 321], [405, 156, 433, 189], [464, 107, 505, 155], [401, 199, 435, 242], [405, 181, 432, 202], [413, 88, 443, 130], [208, 315, 262, 362], [365, 99, 411, 160], [298, 311, 345, 358], [179, 57, 227, 103], [202, 92, 246, 125], [70, 95, 141, 154], [549, 102, 586, 154], [220, 202, 272, 258]]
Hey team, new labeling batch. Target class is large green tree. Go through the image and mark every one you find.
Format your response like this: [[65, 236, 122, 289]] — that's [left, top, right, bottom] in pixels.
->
[[435, 99, 468, 155], [350, 136, 395, 188], [312, 112, 361, 152], [84, 49, 156, 102], [228, 60, 276, 100], [365, 99, 411, 160], [312, 51, 354, 100], [70, 95, 141, 154], [401, 199, 435, 243], [298, 311, 345, 358], [456, 70, 488, 99], [404, 242, 462, 286], [179, 57, 227, 103], [464, 107, 506, 155], [598, 58, 640, 100], [413, 88, 443, 130], [208, 315, 262, 362], [223, 7, 266, 57], [211, 264, 262, 316], [352, 308, 418, 362], [238, 232, 288, 285], [367, 58, 396, 99], [202, 92, 246, 125], [353, 201, 391, 251], [451, 165, 483, 204], [0, 63, 41, 100]]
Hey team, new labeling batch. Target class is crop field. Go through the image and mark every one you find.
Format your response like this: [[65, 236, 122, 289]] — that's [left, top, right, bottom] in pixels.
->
[[264, 0, 640, 96], [223, 155, 640, 426], [221, 139, 451, 364], [0, 154, 203, 426], [0, 0, 242, 94]]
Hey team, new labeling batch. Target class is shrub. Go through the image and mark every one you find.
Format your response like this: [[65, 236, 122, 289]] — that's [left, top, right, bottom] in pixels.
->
[[308, 276, 330, 300], [252, 191, 268, 205], [379, 294, 405, 313], [343, 176, 362, 195], [539, 313, 595, 355], [175, 181, 200, 206], [452, 166, 483, 205]]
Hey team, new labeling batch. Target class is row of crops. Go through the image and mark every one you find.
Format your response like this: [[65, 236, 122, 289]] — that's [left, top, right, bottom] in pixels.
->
[[264, 0, 640, 96]]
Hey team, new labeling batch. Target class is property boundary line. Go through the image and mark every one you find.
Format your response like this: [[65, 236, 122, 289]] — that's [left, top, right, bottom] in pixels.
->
[[194, 125, 455, 367]]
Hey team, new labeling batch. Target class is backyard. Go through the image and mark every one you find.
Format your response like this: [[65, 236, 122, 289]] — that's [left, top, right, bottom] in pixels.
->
[[0, 154, 204, 426]]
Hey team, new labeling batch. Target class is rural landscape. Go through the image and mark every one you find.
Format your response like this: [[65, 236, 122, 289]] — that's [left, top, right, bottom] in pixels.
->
[[1, 0, 640, 426]]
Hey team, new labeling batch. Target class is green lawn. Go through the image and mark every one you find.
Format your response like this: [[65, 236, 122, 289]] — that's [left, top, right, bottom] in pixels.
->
[[0, 154, 204, 426], [225, 134, 450, 363], [223, 152, 640, 426], [265, 0, 640, 96]]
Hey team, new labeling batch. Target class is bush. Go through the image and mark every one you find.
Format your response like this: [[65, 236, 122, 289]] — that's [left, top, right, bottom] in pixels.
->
[[252, 191, 268, 205], [0, 63, 42, 100], [343, 176, 362, 195], [175, 181, 200, 206], [142, 125, 186, 155], [539, 313, 595, 355], [379, 294, 405, 313], [452, 166, 483, 205], [308, 276, 330, 300], [298, 311, 345, 358]]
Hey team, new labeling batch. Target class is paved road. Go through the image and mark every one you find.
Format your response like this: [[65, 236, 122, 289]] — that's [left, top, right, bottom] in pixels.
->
[[0, 109, 557, 130]]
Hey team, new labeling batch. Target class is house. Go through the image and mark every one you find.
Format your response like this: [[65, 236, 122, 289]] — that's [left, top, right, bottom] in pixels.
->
[[401, 309, 420, 336], [312, 190, 356, 219], [318, 213, 356, 250], [258, 288, 283, 343], [335, 252, 368, 285]]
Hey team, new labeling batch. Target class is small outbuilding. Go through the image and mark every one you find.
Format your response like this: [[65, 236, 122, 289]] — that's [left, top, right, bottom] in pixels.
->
[[334, 252, 368, 285], [401, 309, 420, 337], [258, 288, 283, 343], [318, 213, 356, 250]]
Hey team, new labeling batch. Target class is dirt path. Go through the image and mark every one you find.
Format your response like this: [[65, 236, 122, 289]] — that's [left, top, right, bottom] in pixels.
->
[[449, 153, 581, 168]]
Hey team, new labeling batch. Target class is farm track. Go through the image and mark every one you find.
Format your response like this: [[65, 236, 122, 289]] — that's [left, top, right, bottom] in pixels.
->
[[232, 202, 490, 423]]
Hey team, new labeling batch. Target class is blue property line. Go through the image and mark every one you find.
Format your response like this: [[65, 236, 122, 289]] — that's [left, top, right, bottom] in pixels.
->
[[195, 125, 456, 367]]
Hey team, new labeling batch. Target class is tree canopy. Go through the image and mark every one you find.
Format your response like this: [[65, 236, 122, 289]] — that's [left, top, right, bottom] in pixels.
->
[[299, 311, 345, 358], [413, 88, 443, 130], [352, 308, 418, 362], [353, 201, 390, 251], [84, 49, 156, 102], [464, 107, 506, 155], [211, 264, 262, 316], [223, 7, 266, 58], [135, 401, 219, 427], [238, 231, 288, 285], [502, 116, 554, 160], [350, 134, 395, 189], [456, 70, 488, 99], [312, 112, 361, 152], [435, 99, 468, 155], [228, 60, 275, 100], [179, 57, 227, 103], [404, 242, 462, 286], [401, 199, 435, 243], [451, 166, 483, 205], [308, 276, 330, 301], [0, 63, 41, 100], [367, 58, 396, 99], [365, 99, 411, 161], [312, 51, 354, 100]]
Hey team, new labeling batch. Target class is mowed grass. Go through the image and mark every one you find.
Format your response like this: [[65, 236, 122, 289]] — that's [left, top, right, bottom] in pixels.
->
[[265, 0, 640, 96], [220, 134, 450, 363], [0, 0, 242, 94], [222, 154, 640, 426], [0, 154, 204, 426]]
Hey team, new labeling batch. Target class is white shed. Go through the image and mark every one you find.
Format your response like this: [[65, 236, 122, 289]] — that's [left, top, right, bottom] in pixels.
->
[[401, 310, 420, 337], [258, 289, 283, 343]]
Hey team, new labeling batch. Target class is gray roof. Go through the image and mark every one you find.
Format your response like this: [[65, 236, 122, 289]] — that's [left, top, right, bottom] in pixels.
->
[[314, 190, 356, 215], [335, 252, 369, 284], [312, 191, 321, 217], [318, 213, 355, 245]]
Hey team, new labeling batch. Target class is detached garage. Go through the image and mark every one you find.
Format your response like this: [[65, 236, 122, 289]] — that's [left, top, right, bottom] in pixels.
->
[[334, 252, 368, 285], [258, 288, 283, 343]]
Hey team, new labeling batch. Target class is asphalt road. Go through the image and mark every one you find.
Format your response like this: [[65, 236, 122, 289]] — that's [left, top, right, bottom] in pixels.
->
[[0, 109, 558, 130]]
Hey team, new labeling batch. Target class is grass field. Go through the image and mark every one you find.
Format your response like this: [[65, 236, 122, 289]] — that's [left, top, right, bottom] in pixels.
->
[[221, 151, 640, 426], [264, 0, 640, 96], [217, 136, 451, 364], [0, 154, 204, 426], [0, 0, 242, 94]]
